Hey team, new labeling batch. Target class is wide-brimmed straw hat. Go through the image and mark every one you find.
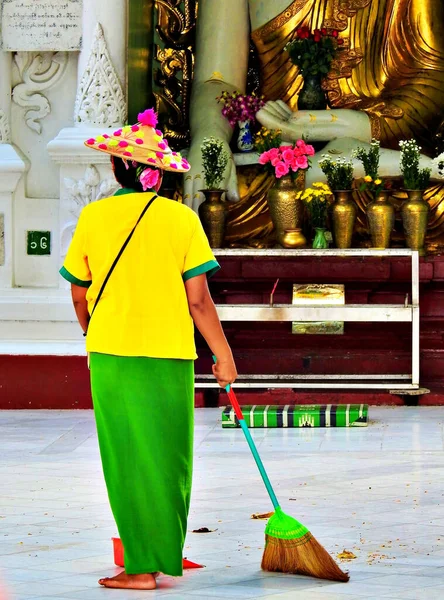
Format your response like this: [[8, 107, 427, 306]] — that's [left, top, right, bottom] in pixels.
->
[[84, 108, 190, 173]]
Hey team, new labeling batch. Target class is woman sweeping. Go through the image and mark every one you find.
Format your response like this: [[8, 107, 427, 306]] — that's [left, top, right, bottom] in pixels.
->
[[60, 108, 237, 590]]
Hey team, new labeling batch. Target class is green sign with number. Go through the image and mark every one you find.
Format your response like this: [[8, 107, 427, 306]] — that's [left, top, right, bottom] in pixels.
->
[[27, 231, 51, 256]]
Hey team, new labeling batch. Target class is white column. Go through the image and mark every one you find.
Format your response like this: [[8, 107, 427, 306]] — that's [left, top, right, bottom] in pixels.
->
[[0, 52, 12, 144], [0, 51, 26, 287]]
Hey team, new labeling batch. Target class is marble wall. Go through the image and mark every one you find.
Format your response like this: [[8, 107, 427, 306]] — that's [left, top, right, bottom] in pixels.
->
[[0, 0, 128, 354]]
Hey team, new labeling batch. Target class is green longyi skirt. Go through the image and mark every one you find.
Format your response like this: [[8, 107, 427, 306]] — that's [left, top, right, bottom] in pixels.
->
[[90, 353, 194, 576]]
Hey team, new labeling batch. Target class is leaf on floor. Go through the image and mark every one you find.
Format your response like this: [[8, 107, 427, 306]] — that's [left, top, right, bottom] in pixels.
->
[[191, 527, 217, 533], [251, 511, 274, 520], [337, 550, 357, 561]]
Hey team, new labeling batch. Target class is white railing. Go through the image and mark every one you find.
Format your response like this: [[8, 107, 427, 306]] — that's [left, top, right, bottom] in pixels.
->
[[195, 249, 420, 391]]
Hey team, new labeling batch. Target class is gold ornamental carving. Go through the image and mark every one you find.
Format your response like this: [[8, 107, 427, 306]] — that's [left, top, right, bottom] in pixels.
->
[[153, 0, 196, 149], [324, 0, 372, 31]]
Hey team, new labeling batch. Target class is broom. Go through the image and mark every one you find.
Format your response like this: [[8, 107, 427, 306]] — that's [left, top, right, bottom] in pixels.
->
[[217, 367, 349, 581]]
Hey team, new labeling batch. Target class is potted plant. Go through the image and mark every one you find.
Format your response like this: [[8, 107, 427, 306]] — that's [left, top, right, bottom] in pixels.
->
[[354, 140, 395, 249], [399, 139, 431, 255], [199, 137, 229, 248], [217, 90, 265, 152], [285, 27, 344, 110], [298, 183, 332, 248], [319, 155, 356, 249], [256, 127, 315, 246]]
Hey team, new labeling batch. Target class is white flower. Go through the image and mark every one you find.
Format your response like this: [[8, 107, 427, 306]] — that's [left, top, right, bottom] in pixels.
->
[[433, 153, 444, 178]]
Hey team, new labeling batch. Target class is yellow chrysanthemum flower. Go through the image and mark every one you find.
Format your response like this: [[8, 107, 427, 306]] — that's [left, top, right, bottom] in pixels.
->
[[364, 175, 373, 183], [375, 179, 382, 185]]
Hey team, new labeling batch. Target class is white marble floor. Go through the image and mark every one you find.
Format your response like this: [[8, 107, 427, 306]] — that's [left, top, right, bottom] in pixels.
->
[[1, 407, 444, 600]]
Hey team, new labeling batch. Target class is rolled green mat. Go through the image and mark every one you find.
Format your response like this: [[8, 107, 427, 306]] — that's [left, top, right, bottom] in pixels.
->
[[221, 404, 368, 428]]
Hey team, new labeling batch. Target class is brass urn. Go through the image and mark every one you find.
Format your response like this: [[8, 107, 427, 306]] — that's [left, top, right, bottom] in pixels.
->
[[280, 228, 307, 249], [267, 172, 306, 243], [198, 190, 227, 248], [331, 190, 356, 249], [401, 190, 429, 256], [366, 190, 395, 249]]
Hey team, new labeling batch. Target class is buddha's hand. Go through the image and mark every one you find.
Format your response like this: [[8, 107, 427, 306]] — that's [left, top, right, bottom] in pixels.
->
[[256, 100, 305, 141], [183, 136, 239, 211]]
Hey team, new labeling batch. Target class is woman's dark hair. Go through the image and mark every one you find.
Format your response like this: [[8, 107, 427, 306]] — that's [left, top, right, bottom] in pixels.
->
[[111, 156, 144, 192]]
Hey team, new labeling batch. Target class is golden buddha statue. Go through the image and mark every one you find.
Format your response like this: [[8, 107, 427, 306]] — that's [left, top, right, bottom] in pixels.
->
[[184, 0, 444, 247]]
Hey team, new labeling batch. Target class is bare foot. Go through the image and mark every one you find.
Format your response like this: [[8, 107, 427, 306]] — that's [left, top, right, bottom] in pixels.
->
[[98, 570, 157, 589]]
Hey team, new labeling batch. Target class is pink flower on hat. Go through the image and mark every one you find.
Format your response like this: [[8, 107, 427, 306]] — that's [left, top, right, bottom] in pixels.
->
[[138, 109, 158, 128], [86, 138, 95, 145], [99, 144, 107, 150], [135, 138, 144, 145], [158, 142, 167, 150], [118, 140, 129, 148], [131, 125, 140, 132], [139, 167, 160, 191]]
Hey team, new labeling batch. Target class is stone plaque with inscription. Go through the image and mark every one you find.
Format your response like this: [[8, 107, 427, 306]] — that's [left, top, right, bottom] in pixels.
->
[[1, 0, 82, 51]]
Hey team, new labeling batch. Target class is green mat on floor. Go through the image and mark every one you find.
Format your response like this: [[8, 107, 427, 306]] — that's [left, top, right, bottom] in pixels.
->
[[222, 404, 368, 428]]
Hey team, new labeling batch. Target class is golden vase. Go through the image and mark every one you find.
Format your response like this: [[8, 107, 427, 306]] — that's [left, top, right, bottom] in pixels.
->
[[267, 172, 306, 245], [366, 191, 395, 249], [401, 190, 429, 256], [331, 190, 356, 249], [198, 189, 227, 248], [280, 228, 307, 249]]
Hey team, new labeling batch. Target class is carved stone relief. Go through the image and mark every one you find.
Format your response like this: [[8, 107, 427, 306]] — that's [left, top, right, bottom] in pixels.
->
[[12, 51, 69, 134], [0, 111, 11, 144], [74, 23, 127, 127]]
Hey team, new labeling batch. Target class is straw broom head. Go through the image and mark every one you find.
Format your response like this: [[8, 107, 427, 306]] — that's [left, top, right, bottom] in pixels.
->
[[261, 508, 349, 582]]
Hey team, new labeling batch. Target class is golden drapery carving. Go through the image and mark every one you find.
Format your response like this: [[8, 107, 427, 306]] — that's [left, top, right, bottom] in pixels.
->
[[226, 0, 444, 247], [153, 0, 196, 150]]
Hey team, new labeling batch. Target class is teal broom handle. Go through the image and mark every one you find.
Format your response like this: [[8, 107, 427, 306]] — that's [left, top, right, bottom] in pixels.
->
[[212, 356, 280, 509], [236, 410, 280, 510]]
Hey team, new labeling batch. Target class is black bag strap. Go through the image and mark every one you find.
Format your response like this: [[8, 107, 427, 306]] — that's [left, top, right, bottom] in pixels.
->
[[89, 193, 158, 320]]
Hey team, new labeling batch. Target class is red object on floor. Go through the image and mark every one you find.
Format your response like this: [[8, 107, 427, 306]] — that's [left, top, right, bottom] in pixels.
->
[[111, 538, 204, 569]]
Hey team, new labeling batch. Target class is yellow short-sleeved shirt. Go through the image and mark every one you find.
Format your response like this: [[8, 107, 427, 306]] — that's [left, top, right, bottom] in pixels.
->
[[60, 190, 220, 359]]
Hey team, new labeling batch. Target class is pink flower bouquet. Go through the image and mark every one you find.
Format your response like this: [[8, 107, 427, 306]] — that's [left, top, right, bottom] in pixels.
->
[[259, 140, 315, 178]]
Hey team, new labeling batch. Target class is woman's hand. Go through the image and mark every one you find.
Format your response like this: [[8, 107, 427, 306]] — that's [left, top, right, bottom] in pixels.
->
[[212, 356, 238, 389], [183, 136, 239, 211]]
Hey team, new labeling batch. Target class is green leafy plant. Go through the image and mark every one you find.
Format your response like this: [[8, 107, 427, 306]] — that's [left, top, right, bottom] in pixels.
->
[[399, 140, 431, 190], [200, 137, 229, 190], [318, 155, 354, 191], [353, 140, 392, 195]]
